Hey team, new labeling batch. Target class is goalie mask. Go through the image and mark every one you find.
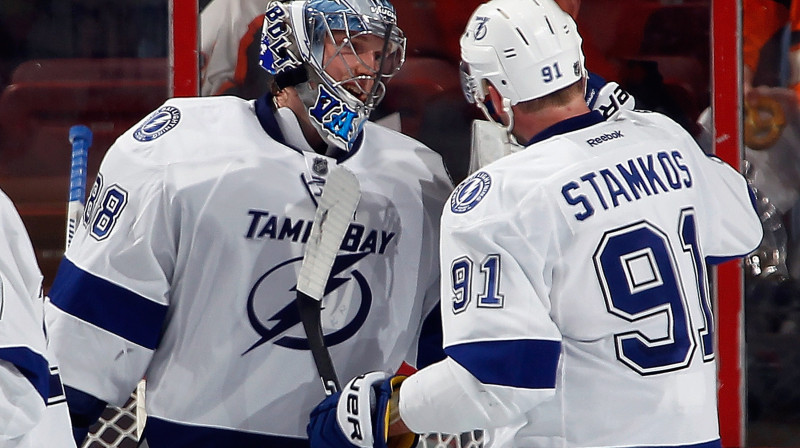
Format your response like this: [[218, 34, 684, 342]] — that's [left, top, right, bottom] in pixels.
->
[[259, 0, 406, 152], [459, 0, 586, 132]]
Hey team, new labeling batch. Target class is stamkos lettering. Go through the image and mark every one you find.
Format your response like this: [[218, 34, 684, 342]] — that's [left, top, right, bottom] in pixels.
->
[[560, 150, 693, 221], [586, 130, 624, 147], [245, 210, 396, 254]]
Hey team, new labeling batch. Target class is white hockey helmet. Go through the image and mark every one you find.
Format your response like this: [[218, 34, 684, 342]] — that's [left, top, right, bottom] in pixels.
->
[[259, 0, 406, 152], [459, 0, 586, 108]]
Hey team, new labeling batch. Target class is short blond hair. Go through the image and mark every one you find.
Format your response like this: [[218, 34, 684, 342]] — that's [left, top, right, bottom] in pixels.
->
[[515, 80, 584, 114]]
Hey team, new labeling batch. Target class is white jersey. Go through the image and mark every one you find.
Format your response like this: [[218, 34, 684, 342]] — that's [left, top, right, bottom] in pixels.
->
[[400, 109, 762, 447], [0, 190, 75, 448], [45, 95, 452, 446], [200, 0, 267, 96]]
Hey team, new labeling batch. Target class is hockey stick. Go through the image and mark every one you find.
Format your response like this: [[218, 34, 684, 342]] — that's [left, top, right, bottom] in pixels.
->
[[66, 125, 92, 248], [297, 165, 361, 396]]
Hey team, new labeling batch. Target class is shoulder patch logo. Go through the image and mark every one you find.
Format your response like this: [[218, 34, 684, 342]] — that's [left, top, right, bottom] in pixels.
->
[[451, 171, 492, 214], [134, 105, 181, 142]]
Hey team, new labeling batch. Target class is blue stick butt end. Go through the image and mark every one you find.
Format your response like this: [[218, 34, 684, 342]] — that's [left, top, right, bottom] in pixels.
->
[[69, 125, 93, 147]]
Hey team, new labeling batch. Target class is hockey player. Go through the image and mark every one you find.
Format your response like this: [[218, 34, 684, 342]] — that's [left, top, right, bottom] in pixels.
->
[[306, 0, 763, 447], [0, 189, 75, 448], [45, 0, 452, 446]]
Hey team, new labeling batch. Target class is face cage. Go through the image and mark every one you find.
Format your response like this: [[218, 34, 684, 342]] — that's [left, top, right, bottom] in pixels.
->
[[459, 60, 480, 105], [306, 8, 406, 111], [459, 60, 521, 144]]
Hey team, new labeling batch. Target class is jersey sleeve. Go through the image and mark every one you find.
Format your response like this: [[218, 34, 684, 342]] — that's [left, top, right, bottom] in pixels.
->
[[399, 178, 561, 433], [679, 129, 763, 260], [45, 138, 175, 406], [0, 191, 49, 439]]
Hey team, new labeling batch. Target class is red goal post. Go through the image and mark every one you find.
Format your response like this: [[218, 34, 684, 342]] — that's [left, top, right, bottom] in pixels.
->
[[711, 0, 746, 446]]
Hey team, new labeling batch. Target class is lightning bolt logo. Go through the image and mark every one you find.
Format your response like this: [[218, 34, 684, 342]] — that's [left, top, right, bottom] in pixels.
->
[[142, 114, 172, 132], [134, 105, 181, 142], [451, 171, 492, 214], [243, 251, 371, 354]]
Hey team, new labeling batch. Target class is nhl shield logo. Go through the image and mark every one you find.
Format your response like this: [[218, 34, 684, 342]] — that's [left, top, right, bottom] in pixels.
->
[[313, 157, 329, 176]]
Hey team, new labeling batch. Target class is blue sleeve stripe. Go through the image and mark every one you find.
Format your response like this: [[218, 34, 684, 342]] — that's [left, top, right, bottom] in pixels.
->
[[49, 257, 167, 350], [445, 339, 560, 389], [0, 346, 50, 403], [649, 440, 720, 448], [144, 417, 311, 447], [706, 255, 747, 265], [48, 368, 67, 405]]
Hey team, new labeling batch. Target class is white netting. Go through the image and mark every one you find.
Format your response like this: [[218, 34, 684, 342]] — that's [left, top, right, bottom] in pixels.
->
[[418, 431, 484, 448], [82, 381, 145, 448], [81, 396, 138, 448]]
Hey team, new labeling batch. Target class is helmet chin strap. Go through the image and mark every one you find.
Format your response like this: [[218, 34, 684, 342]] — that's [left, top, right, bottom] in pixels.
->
[[476, 96, 521, 146], [500, 97, 520, 145]]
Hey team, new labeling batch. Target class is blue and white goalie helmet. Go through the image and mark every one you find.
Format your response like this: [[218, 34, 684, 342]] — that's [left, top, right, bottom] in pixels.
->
[[259, 0, 406, 152], [459, 0, 586, 110]]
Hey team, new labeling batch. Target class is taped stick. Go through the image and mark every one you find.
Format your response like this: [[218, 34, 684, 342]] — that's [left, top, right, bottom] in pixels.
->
[[66, 125, 92, 248], [297, 166, 361, 395]]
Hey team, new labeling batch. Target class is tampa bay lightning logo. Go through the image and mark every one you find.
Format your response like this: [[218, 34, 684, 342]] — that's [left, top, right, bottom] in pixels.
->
[[134, 106, 181, 142], [474, 16, 490, 40], [243, 252, 371, 354], [451, 171, 492, 214]]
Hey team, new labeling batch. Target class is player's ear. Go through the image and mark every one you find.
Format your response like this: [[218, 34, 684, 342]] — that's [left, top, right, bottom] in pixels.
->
[[485, 84, 508, 124]]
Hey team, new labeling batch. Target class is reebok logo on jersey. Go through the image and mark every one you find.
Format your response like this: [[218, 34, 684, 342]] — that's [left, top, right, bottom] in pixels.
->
[[451, 171, 491, 214], [586, 130, 624, 147], [134, 105, 181, 142]]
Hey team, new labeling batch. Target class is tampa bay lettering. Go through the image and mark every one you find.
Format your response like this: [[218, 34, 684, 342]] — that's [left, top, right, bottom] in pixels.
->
[[561, 150, 692, 221], [244, 210, 396, 254]]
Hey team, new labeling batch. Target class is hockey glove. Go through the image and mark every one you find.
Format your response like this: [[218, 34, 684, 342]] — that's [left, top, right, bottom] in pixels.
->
[[307, 371, 418, 448]]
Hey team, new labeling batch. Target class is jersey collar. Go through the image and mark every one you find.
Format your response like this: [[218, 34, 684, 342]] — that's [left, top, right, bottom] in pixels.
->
[[525, 110, 604, 146], [254, 94, 362, 163]]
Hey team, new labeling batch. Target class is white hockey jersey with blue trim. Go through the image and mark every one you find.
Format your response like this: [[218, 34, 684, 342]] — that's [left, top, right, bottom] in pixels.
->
[[400, 109, 762, 447], [45, 95, 452, 446], [0, 190, 74, 448]]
